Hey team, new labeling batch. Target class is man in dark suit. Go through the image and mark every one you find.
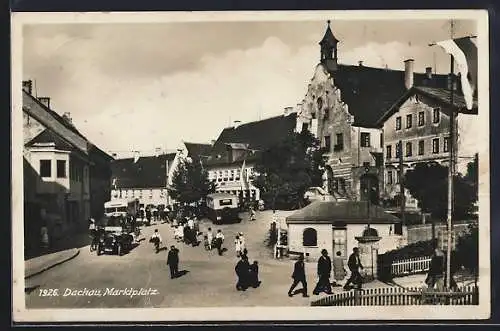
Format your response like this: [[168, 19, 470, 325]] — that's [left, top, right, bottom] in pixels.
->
[[235, 255, 250, 291], [288, 254, 309, 297], [313, 249, 333, 295], [167, 245, 180, 279], [344, 247, 364, 290]]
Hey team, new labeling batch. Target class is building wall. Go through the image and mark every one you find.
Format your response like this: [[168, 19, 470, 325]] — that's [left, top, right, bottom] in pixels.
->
[[383, 94, 465, 199], [90, 162, 112, 220], [23, 113, 45, 145], [287, 223, 333, 261], [111, 187, 168, 206], [25, 146, 71, 194], [207, 163, 260, 201], [287, 221, 407, 261], [296, 64, 383, 200]]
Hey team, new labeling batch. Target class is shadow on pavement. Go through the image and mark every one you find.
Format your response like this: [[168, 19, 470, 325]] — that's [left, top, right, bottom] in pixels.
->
[[175, 270, 190, 278]]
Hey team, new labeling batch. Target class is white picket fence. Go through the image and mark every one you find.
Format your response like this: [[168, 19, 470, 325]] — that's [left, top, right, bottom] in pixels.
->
[[391, 256, 432, 277]]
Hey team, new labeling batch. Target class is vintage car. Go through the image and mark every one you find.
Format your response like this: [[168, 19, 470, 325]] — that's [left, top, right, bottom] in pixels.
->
[[96, 216, 134, 256]]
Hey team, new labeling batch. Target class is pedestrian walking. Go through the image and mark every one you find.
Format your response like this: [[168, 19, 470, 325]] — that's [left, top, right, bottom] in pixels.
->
[[425, 240, 445, 290], [238, 232, 246, 252], [313, 249, 333, 295], [167, 245, 180, 279], [215, 229, 225, 256], [288, 254, 309, 297], [234, 235, 242, 257], [249, 261, 261, 288], [150, 229, 163, 253], [344, 247, 364, 290], [206, 227, 213, 250], [235, 255, 250, 291], [332, 251, 347, 286], [249, 206, 256, 221]]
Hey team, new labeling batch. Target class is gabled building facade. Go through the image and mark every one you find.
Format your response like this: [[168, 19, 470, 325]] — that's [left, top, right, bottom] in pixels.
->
[[110, 152, 177, 207], [377, 83, 478, 202], [22, 80, 113, 250]]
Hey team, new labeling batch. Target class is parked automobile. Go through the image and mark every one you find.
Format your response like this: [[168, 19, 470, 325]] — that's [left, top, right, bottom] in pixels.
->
[[96, 215, 134, 256]]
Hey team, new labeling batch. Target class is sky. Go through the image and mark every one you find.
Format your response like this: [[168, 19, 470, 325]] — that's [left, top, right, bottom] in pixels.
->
[[22, 18, 477, 158]]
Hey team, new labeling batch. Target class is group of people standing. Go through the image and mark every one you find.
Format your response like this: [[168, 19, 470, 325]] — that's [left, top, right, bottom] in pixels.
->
[[235, 253, 261, 291], [287, 247, 365, 297]]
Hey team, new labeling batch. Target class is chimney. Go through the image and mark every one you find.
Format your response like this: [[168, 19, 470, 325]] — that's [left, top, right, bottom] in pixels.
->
[[425, 67, 432, 79], [111, 153, 117, 159], [38, 97, 51, 109], [62, 112, 72, 124], [133, 151, 140, 163], [155, 147, 162, 157], [358, 61, 364, 67], [210, 139, 216, 146], [22, 80, 33, 95], [404, 59, 414, 90], [233, 120, 241, 128]]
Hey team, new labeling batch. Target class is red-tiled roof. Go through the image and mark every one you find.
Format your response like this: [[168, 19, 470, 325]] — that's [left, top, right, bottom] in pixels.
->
[[111, 153, 176, 189]]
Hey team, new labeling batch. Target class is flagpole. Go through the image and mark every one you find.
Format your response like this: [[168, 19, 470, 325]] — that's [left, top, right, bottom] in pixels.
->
[[446, 19, 456, 291]]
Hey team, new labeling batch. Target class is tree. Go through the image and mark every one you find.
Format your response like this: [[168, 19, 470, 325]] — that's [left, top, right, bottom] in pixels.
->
[[404, 162, 477, 220], [253, 130, 326, 210], [167, 158, 215, 206]]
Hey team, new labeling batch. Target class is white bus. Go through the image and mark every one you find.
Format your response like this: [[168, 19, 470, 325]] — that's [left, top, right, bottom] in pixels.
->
[[104, 198, 139, 218], [206, 193, 240, 224]]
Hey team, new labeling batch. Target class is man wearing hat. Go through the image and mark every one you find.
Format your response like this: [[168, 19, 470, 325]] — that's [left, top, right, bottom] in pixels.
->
[[288, 254, 309, 297], [313, 249, 333, 295]]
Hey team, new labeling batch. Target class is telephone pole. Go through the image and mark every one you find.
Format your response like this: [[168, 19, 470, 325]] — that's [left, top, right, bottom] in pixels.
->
[[445, 19, 456, 291]]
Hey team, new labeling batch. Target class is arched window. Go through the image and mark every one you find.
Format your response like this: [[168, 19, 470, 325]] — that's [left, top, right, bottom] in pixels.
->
[[303, 228, 318, 247]]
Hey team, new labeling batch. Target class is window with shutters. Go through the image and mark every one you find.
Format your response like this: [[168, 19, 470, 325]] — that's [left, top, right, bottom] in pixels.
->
[[396, 116, 402, 130]]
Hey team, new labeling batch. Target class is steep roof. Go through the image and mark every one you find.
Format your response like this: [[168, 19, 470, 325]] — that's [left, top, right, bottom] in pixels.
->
[[205, 113, 297, 166], [319, 22, 339, 46], [23, 89, 112, 164], [375, 85, 478, 126], [26, 129, 73, 151], [184, 142, 212, 159], [111, 153, 176, 189], [212, 113, 297, 151], [286, 200, 401, 224], [324, 64, 450, 128]]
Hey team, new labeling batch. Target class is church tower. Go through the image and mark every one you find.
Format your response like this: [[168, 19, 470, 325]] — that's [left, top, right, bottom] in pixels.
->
[[319, 20, 340, 72]]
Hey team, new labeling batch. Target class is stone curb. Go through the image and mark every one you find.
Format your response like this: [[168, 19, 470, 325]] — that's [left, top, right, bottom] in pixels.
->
[[25, 248, 80, 279]]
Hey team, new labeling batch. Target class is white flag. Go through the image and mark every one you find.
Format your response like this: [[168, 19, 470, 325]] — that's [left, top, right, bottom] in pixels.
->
[[436, 37, 477, 110]]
